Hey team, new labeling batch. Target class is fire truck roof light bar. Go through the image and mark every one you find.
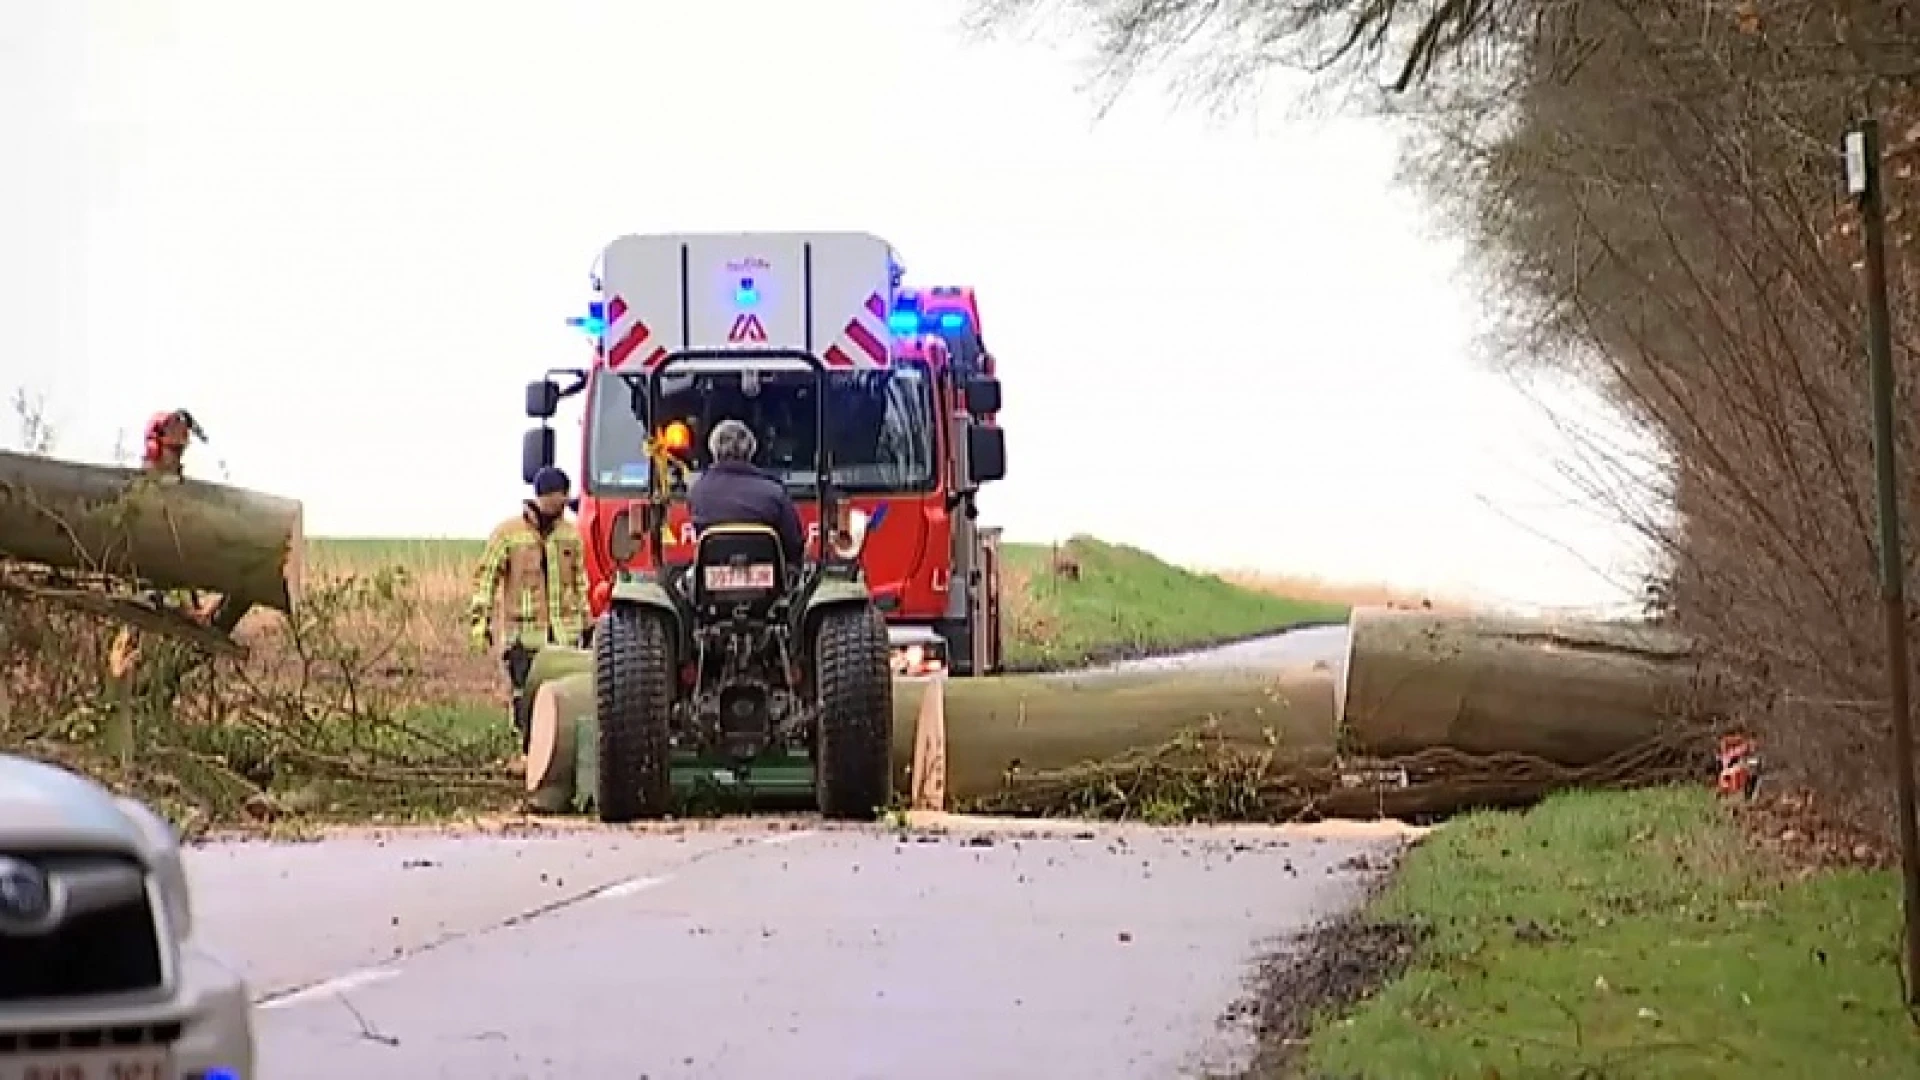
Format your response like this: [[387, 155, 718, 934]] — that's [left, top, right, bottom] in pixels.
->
[[889, 310, 968, 335]]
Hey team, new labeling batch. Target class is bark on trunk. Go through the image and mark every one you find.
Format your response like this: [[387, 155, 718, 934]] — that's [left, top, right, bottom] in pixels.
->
[[0, 450, 305, 618], [1337, 609, 1709, 765], [524, 646, 591, 704]]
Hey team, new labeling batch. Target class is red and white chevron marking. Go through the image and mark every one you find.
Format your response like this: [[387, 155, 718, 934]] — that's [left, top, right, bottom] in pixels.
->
[[822, 292, 891, 370], [602, 291, 891, 370], [602, 295, 668, 370]]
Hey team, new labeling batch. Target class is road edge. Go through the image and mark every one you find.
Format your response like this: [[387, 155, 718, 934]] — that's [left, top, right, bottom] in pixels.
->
[[1219, 833, 1432, 1079]]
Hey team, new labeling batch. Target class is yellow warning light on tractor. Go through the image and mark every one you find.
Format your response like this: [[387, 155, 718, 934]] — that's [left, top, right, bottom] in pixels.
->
[[660, 420, 694, 455]]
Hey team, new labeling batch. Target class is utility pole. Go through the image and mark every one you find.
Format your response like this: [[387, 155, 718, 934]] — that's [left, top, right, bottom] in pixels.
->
[[1844, 115, 1920, 1006]]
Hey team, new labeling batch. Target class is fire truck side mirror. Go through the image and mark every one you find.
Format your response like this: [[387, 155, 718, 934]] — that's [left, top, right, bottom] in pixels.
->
[[521, 427, 556, 484], [525, 379, 561, 420], [963, 376, 1001, 418], [966, 425, 1006, 485]]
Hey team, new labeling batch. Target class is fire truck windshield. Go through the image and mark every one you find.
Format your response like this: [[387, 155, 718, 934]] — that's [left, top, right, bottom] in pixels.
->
[[584, 366, 938, 496]]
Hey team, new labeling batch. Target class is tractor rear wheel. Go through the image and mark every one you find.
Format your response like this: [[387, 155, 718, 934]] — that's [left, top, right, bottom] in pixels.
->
[[813, 605, 894, 820], [594, 606, 674, 823]]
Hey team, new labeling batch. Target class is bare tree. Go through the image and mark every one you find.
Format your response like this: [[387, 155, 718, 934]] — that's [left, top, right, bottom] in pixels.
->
[[966, 0, 1920, 841]]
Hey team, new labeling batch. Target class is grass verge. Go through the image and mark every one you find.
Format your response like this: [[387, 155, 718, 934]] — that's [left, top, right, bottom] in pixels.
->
[[1000, 536, 1348, 671], [1269, 787, 1919, 1079]]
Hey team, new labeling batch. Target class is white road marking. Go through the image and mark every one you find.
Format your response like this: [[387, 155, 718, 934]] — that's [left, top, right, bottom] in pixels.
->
[[259, 966, 401, 1010], [593, 874, 669, 900], [759, 829, 817, 846]]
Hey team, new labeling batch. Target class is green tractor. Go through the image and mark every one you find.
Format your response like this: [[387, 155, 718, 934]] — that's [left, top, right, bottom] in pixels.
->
[[591, 343, 895, 824]]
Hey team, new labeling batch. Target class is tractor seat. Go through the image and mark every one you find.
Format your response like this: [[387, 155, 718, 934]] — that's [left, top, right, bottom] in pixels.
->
[[690, 523, 790, 620]]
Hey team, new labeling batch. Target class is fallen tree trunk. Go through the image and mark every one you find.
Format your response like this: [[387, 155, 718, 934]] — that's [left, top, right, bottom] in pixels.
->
[[518, 609, 1715, 821], [899, 671, 1340, 802], [1337, 609, 1711, 765], [525, 646, 591, 703], [0, 450, 305, 620], [527, 663, 1702, 821]]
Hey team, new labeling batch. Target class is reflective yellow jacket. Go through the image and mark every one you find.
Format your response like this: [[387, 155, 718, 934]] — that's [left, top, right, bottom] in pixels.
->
[[468, 507, 589, 650]]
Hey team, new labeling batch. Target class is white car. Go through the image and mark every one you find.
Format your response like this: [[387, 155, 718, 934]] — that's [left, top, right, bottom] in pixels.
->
[[1, 755, 255, 1080]]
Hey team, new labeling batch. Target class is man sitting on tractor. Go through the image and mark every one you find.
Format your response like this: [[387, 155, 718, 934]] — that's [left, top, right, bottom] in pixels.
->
[[688, 418, 805, 567]]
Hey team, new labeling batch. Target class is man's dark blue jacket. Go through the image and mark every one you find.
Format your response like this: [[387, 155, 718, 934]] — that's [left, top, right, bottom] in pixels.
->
[[688, 459, 806, 566]]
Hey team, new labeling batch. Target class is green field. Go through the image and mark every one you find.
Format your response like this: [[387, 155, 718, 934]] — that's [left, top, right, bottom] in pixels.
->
[[309, 533, 1348, 671], [1300, 788, 1920, 1078]]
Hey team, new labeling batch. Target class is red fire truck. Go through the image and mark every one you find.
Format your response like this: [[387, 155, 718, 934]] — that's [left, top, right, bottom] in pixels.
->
[[522, 239, 1009, 677]]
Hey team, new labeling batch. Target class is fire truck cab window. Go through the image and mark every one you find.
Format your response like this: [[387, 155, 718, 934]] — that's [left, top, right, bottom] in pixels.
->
[[585, 367, 936, 496]]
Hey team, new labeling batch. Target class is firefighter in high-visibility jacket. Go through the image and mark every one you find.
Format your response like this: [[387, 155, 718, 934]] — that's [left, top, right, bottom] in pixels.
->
[[468, 467, 590, 750]]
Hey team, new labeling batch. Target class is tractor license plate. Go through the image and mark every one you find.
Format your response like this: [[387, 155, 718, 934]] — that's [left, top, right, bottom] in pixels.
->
[[704, 564, 774, 590], [0, 1048, 174, 1080]]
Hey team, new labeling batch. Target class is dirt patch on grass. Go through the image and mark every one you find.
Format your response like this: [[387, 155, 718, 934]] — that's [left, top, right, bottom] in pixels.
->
[[1732, 786, 1898, 874], [1228, 908, 1430, 1079]]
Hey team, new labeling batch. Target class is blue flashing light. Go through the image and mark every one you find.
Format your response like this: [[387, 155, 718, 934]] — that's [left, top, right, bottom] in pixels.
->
[[887, 310, 921, 335], [937, 312, 967, 330], [736, 278, 759, 306], [199, 1070, 241, 1080], [566, 300, 607, 337]]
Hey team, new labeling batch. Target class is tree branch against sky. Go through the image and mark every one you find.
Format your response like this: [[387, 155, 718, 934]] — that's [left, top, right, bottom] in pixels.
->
[[961, 0, 1527, 114]]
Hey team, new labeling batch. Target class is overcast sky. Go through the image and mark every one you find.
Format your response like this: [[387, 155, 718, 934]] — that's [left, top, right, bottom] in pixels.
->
[[0, 0, 1661, 613]]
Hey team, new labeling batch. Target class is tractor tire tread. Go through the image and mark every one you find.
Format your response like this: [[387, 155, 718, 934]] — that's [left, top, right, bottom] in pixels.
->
[[594, 607, 674, 823], [814, 605, 893, 821]]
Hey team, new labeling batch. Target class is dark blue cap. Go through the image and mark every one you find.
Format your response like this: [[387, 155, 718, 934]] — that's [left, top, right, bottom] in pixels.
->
[[532, 466, 570, 496]]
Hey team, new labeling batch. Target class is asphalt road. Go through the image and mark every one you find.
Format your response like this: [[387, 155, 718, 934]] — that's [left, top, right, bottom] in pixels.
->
[[186, 814, 1412, 1080], [179, 628, 1406, 1079]]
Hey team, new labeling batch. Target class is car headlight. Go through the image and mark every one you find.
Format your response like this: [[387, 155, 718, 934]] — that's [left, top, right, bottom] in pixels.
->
[[116, 797, 193, 941], [830, 508, 872, 560]]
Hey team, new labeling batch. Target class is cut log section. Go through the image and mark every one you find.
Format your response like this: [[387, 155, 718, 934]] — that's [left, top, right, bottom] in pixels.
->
[[898, 670, 1341, 803], [0, 450, 305, 623], [1338, 608, 1709, 765], [526, 673, 591, 813], [907, 676, 947, 811]]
